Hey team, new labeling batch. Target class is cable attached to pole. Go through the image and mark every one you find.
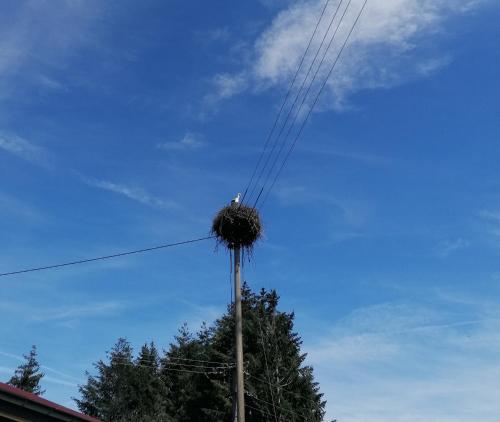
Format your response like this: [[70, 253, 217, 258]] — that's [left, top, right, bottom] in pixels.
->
[[242, 0, 334, 206], [259, 0, 369, 208], [249, 0, 346, 208], [0, 236, 215, 277]]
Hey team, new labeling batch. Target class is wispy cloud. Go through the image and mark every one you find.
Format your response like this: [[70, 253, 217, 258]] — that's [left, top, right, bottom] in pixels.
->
[[157, 132, 205, 151], [0, 191, 44, 223], [275, 185, 372, 227], [211, 0, 488, 109], [0, 301, 124, 323], [0, 1, 100, 98], [176, 299, 224, 330], [43, 376, 79, 387], [434, 237, 469, 258], [0, 350, 84, 384], [306, 298, 500, 422], [299, 143, 391, 165], [31, 302, 123, 322], [0, 132, 49, 166], [83, 177, 180, 211], [205, 72, 248, 106], [478, 209, 500, 238], [479, 209, 500, 226], [0, 366, 14, 375]]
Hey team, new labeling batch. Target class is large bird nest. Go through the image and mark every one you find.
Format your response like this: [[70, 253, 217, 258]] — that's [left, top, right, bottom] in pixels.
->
[[211, 204, 262, 252]]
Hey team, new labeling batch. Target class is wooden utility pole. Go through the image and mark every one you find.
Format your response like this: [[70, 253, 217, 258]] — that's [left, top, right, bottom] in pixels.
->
[[234, 244, 245, 422]]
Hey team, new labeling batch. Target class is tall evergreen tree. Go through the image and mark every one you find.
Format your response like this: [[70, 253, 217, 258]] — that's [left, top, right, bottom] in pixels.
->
[[76, 339, 169, 422], [211, 284, 326, 421], [76, 338, 137, 421], [132, 342, 169, 420], [8, 345, 45, 395], [161, 323, 232, 421], [76, 285, 326, 421]]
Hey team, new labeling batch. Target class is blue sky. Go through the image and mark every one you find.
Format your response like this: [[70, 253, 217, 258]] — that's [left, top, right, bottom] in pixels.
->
[[1, 0, 500, 420]]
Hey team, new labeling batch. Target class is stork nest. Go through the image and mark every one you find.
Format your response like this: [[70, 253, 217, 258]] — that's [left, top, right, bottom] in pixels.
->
[[211, 204, 262, 251]]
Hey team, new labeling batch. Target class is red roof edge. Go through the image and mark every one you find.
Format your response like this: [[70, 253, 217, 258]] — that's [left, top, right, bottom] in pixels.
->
[[0, 382, 101, 422]]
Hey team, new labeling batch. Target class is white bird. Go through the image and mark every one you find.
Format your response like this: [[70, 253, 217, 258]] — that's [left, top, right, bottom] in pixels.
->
[[231, 193, 241, 204]]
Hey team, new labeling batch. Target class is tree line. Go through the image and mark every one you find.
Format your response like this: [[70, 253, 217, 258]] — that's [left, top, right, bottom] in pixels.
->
[[5, 284, 326, 421]]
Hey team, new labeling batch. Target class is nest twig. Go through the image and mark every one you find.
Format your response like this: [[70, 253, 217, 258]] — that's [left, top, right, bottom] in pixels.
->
[[211, 204, 262, 253]]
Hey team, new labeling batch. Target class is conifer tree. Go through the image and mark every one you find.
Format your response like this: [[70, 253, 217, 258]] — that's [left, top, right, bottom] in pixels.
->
[[161, 323, 232, 421], [8, 345, 45, 395], [132, 342, 168, 420], [76, 285, 326, 421], [210, 284, 325, 421], [76, 338, 136, 421]]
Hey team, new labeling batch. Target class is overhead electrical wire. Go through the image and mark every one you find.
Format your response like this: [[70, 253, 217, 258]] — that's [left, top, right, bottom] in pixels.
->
[[253, 0, 353, 208], [258, 0, 369, 208], [245, 371, 325, 407], [246, 403, 275, 419], [245, 390, 311, 421], [112, 356, 233, 368], [164, 355, 232, 366], [0, 235, 215, 278], [241, 0, 333, 206], [257, 317, 279, 422], [247, 0, 346, 208], [113, 361, 231, 375]]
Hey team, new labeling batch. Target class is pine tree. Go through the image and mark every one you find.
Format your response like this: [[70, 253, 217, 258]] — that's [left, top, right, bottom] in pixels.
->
[[161, 323, 232, 421], [132, 342, 168, 420], [76, 285, 326, 421], [211, 284, 326, 421], [76, 339, 170, 422], [76, 338, 136, 421], [8, 345, 45, 395]]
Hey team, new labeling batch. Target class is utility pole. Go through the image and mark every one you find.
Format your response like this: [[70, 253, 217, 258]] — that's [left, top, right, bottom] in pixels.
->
[[234, 243, 245, 422], [212, 193, 260, 421]]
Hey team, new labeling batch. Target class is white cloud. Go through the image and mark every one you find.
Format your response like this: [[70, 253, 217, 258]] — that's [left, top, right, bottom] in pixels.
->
[[0, 191, 44, 223], [84, 178, 180, 211], [0, 301, 124, 323], [214, 73, 248, 99], [176, 299, 224, 331], [299, 143, 391, 165], [158, 132, 205, 151], [275, 185, 372, 227], [205, 72, 248, 106], [0, 366, 14, 375], [0, 132, 49, 166], [30, 302, 123, 322], [0, 350, 83, 386], [479, 210, 500, 223], [435, 237, 469, 257], [43, 376, 79, 387], [214, 0, 487, 109], [0, 1, 100, 98], [478, 209, 500, 238], [305, 298, 500, 422]]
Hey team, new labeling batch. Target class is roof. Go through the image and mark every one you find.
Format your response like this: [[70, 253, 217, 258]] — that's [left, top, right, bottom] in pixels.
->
[[0, 382, 101, 422]]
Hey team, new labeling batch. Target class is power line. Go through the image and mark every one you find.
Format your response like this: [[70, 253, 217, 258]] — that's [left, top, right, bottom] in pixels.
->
[[112, 361, 230, 376], [245, 372, 324, 408], [257, 317, 279, 422], [164, 361, 233, 370], [254, 0, 352, 208], [241, 0, 333, 206], [110, 359, 233, 374], [109, 355, 233, 369], [163, 356, 232, 366], [246, 403, 274, 418], [0, 235, 215, 278], [249, 0, 346, 208], [260, 0, 369, 208], [245, 390, 311, 421]]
